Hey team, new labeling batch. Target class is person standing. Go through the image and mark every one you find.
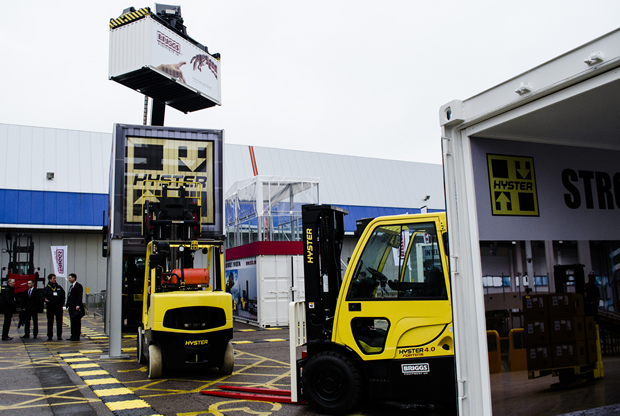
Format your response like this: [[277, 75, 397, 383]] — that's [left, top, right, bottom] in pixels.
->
[[66, 273, 83, 341], [2, 278, 16, 341], [21, 279, 41, 339], [43, 274, 65, 341]]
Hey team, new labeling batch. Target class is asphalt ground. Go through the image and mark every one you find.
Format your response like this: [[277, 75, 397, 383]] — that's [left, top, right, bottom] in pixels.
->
[[2, 313, 620, 416]]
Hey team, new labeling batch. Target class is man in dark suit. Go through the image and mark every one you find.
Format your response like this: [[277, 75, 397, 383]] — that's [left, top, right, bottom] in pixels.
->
[[21, 279, 41, 338], [66, 273, 83, 341], [43, 274, 65, 341], [2, 278, 16, 340]]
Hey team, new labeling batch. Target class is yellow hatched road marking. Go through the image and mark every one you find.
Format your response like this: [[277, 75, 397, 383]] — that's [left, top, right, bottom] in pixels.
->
[[63, 357, 90, 362], [79, 350, 103, 354]]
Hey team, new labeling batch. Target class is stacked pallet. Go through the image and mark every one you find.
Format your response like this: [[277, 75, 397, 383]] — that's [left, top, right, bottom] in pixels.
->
[[523, 293, 597, 373]]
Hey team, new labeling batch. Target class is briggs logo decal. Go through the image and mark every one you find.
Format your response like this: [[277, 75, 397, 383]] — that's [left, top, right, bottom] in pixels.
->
[[402, 363, 430, 375], [157, 31, 180, 55]]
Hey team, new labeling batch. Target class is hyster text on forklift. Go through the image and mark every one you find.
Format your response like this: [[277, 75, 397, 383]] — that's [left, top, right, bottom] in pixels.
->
[[106, 124, 232, 378], [295, 205, 456, 414]]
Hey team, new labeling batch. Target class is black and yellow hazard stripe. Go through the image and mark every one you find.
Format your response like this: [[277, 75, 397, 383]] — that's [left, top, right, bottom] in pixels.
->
[[60, 352, 161, 416], [109, 7, 151, 30]]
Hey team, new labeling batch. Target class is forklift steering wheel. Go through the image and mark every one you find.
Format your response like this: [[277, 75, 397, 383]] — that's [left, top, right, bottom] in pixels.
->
[[367, 267, 387, 284]]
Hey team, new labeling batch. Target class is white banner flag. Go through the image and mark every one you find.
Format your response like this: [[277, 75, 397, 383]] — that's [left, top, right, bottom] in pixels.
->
[[51, 246, 68, 278]]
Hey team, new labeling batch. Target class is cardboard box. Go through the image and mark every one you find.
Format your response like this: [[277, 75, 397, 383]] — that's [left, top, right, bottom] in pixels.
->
[[552, 342, 588, 368], [586, 339, 598, 364], [550, 317, 585, 343], [524, 320, 550, 346], [526, 345, 552, 371], [549, 293, 584, 318], [585, 316, 597, 340], [523, 294, 548, 319]]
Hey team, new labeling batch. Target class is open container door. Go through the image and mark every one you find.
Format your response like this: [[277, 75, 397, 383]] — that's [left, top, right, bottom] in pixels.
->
[[439, 29, 620, 416]]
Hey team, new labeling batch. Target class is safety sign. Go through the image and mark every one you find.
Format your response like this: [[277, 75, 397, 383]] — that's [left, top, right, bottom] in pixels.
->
[[125, 136, 214, 224], [487, 154, 539, 216]]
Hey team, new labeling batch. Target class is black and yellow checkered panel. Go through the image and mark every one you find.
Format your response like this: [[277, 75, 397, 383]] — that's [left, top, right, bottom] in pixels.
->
[[109, 7, 151, 30]]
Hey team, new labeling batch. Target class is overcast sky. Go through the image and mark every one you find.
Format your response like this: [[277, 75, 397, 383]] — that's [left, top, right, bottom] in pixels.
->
[[2, 1, 620, 165]]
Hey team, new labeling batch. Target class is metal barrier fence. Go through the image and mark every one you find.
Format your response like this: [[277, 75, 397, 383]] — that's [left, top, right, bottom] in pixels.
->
[[86, 291, 106, 320]]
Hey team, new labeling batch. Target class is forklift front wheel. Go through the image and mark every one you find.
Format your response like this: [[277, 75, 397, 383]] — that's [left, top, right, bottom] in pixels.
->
[[302, 351, 363, 415], [148, 344, 163, 379], [218, 341, 234, 375], [137, 326, 146, 365]]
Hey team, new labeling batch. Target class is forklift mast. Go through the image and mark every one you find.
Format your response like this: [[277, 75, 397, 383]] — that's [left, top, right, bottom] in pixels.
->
[[143, 182, 201, 242], [5, 233, 35, 275], [301, 204, 348, 344]]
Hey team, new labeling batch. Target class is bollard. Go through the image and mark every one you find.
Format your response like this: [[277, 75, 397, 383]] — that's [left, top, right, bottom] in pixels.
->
[[487, 330, 502, 374]]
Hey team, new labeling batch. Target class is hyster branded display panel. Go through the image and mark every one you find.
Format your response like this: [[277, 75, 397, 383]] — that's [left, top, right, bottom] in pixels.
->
[[109, 124, 224, 239]]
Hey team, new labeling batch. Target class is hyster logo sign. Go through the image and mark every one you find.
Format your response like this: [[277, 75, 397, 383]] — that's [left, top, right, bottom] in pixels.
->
[[125, 137, 214, 224], [487, 154, 539, 216], [402, 363, 430, 375]]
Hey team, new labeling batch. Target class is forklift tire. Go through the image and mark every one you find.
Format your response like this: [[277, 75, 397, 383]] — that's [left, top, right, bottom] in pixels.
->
[[148, 344, 163, 379], [218, 341, 234, 375], [302, 351, 363, 415], [137, 326, 146, 365]]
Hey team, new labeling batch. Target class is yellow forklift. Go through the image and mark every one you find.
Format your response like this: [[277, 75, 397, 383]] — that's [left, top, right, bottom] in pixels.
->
[[137, 182, 233, 378], [203, 204, 456, 414], [297, 205, 456, 414]]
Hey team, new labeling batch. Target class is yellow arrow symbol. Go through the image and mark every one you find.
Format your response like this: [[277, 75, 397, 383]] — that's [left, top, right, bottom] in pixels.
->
[[496, 192, 511, 211]]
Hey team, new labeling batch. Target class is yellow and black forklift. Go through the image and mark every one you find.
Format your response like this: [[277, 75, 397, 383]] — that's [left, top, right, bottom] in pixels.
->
[[202, 204, 456, 413], [295, 204, 456, 414], [137, 181, 233, 379]]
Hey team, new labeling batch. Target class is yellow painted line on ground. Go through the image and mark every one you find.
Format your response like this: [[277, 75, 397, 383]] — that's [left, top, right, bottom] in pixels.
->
[[89, 337, 108, 340], [122, 347, 137, 352], [238, 329, 256, 332], [264, 339, 286, 342], [63, 357, 91, 362], [79, 350, 103, 354], [84, 377, 120, 386], [265, 328, 282, 330], [92, 387, 135, 397], [58, 353, 83, 357], [70, 363, 100, 369], [76, 369, 109, 377], [106, 399, 151, 411], [231, 341, 253, 344]]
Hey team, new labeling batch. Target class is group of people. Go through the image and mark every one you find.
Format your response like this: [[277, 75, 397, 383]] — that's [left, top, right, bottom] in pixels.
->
[[2, 273, 84, 341]]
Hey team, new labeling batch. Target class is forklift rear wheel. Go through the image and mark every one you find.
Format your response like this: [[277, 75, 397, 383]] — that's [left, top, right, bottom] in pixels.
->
[[137, 326, 146, 364], [218, 341, 234, 375], [302, 351, 362, 415], [148, 344, 163, 379]]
